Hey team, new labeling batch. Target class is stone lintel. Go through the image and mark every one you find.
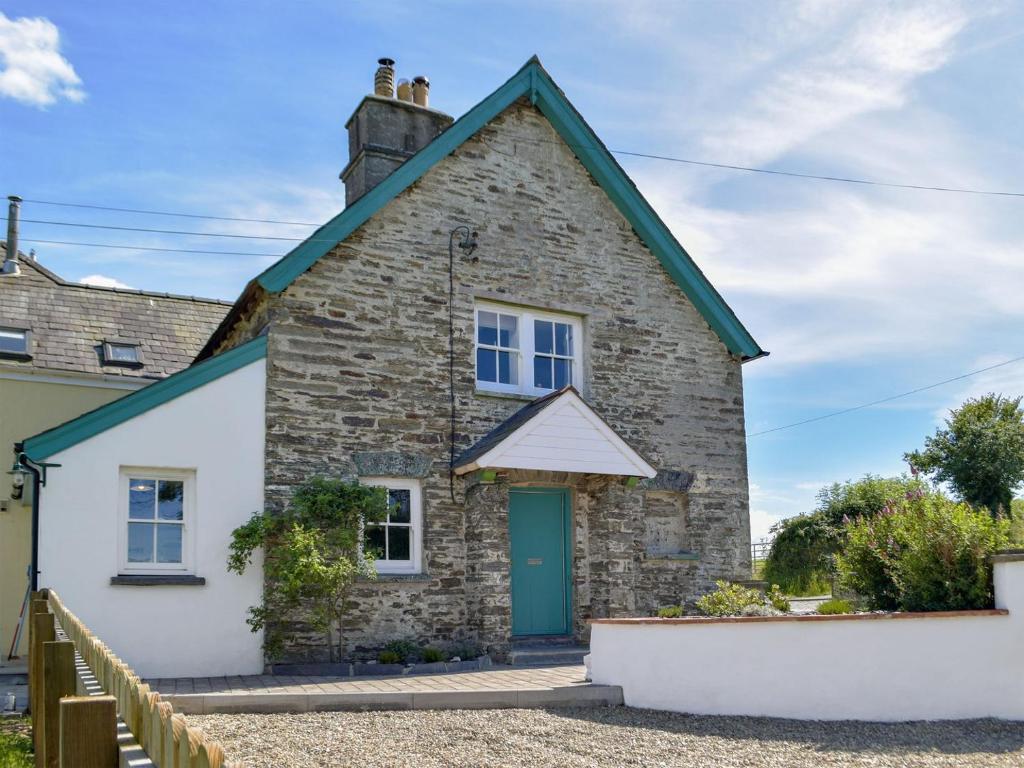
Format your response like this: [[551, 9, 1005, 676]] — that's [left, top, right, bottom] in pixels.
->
[[353, 451, 433, 478]]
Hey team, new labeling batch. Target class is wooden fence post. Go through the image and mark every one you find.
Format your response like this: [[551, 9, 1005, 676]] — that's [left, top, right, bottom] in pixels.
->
[[28, 598, 50, 713], [42, 641, 77, 768], [58, 695, 117, 768], [31, 610, 55, 765]]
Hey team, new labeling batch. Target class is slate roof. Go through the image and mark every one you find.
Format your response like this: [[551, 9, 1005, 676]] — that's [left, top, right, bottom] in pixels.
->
[[0, 245, 231, 380]]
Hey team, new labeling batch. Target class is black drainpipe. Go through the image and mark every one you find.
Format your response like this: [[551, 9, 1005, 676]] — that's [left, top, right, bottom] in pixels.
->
[[14, 443, 42, 592]]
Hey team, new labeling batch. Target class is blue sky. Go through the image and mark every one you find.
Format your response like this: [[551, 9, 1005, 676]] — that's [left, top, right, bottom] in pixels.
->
[[3, 1, 1023, 540]]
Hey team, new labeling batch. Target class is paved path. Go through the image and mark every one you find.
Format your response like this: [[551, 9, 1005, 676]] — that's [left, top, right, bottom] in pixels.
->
[[149, 664, 622, 714]]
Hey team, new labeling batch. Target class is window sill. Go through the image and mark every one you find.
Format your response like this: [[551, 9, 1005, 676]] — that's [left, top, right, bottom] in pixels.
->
[[474, 388, 541, 403], [360, 573, 432, 584], [110, 574, 206, 586], [0, 352, 32, 362]]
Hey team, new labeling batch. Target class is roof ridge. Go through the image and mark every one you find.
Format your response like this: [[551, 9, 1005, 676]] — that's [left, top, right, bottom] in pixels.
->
[[0, 242, 233, 306]]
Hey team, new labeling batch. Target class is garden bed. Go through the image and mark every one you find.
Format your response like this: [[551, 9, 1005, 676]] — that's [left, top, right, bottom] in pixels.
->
[[267, 657, 492, 677]]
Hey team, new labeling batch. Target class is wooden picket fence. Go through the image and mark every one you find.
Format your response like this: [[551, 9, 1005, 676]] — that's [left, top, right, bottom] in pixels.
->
[[29, 589, 242, 768]]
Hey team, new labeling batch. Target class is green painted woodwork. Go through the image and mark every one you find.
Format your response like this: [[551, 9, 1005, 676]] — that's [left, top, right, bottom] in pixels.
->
[[253, 57, 763, 361], [508, 487, 572, 636], [22, 335, 267, 462]]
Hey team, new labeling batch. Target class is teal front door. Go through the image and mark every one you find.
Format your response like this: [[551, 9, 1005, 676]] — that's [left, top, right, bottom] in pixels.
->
[[509, 488, 571, 636]]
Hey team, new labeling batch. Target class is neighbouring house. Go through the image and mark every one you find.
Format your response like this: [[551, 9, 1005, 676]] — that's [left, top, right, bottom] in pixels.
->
[[0, 237, 229, 660], [17, 57, 766, 678]]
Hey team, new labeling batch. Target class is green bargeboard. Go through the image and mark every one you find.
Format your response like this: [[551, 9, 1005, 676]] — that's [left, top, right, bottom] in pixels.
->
[[509, 488, 571, 636]]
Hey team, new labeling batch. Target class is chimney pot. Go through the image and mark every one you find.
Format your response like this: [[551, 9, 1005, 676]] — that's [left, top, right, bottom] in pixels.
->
[[412, 76, 430, 108], [374, 57, 396, 97], [396, 78, 413, 103]]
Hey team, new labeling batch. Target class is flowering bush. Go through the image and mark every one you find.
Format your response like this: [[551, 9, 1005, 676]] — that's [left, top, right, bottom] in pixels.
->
[[695, 581, 791, 617], [835, 493, 1009, 611]]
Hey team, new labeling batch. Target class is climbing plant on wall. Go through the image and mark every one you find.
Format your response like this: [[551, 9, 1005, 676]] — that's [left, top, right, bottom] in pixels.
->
[[228, 477, 390, 662]]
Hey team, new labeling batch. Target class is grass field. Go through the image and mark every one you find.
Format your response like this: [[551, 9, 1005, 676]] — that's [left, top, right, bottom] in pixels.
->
[[0, 718, 32, 768]]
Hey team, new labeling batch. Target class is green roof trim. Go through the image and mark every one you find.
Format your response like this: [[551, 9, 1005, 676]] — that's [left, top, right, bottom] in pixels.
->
[[22, 335, 267, 462], [254, 56, 764, 360]]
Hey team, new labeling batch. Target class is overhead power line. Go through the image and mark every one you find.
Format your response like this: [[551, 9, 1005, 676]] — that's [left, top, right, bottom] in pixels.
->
[[21, 238, 280, 258], [604, 150, 1024, 198], [506, 133, 1024, 198], [749, 354, 1024, 438], [22, 198, 322, 227], [17, 146, 1024, 232], [4, 217, 316, 242]]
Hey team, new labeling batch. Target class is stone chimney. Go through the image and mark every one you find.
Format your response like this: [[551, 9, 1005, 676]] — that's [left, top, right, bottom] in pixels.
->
[[340, 58, 454, 206]]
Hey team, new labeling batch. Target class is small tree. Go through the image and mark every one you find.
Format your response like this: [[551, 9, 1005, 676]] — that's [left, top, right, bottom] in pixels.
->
[[763, 475, 926, 594], [228, 477, 390, 662], [906, 394, 1024, 517]]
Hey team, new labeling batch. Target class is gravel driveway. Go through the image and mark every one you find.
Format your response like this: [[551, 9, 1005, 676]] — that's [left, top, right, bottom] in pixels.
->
[[192, 707, 1024, 767]]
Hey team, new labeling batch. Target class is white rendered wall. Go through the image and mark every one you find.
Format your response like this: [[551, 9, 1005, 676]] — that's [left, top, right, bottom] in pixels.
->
[[38, 359, 266, 678], [590, 558, 1024, 721]]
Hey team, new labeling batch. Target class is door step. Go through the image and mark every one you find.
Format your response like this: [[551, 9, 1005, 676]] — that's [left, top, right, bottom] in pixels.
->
[[508, 644, 589, 666]]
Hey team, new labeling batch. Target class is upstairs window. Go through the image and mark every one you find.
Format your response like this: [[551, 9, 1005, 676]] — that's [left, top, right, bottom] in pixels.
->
[[0, 326, 30, 360], [103, 340, 143, 367], [475, 302, 582, 396], [362, 478, 423, 575]]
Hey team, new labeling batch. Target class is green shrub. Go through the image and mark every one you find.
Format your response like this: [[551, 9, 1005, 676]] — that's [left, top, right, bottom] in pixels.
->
[[382, 639, 420, 664], [695, 581, 793, 617], [1010, 499, 1024, 545], [766, 584, 790, 613], [836, 494, 1009, 611], [228, 477, 389, 661], [835, 507, 903, 611], [656, 605, 684, 618], [447, 642, 482, 661], [763, 514, 836, 595], [421, 646, 446, 663], [377, 650, 401, 664], [816, 598, 854, 615], [764, 475, 927, 594]]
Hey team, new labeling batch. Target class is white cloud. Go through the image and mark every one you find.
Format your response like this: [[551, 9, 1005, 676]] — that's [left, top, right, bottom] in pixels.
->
[[0, 12, 85, 107], [78, 274, 133, 289], [702, 4, 969, 166], [794, 481, 827, 491], [750, 507, 784, 543]]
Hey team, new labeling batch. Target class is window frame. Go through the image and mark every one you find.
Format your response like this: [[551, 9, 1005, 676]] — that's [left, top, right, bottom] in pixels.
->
[[117, 468, 196, 575], [0, 325, 32, 361], [362, 477, 423, 575], [474, 302, 583, 397], [102, 339, 144, 368]]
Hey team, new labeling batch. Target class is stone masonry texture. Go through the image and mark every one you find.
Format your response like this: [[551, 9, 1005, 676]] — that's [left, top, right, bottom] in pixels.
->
[[218, 99, 753, 661]]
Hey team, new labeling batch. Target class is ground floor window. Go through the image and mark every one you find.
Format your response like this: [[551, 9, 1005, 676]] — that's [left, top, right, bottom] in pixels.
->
[[362, 478, 423, 574], [119, 468, 194, 573]]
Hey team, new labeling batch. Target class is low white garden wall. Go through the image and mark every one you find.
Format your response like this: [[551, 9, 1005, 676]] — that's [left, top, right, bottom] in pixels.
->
[[589, 554, 1024, 721]]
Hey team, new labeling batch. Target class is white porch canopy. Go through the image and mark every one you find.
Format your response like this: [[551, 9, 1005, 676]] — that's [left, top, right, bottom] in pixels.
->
[[453, 386, 656, 478]]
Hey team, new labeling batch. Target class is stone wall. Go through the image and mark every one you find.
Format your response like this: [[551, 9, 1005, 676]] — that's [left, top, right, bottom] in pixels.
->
[[247, 98, 752, 660]]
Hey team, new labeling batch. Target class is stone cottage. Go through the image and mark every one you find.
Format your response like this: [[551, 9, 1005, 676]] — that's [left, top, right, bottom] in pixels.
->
[[19, 57, 765, 676]]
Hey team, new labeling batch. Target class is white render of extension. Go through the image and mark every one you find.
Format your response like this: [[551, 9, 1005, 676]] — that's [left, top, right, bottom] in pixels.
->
[[36, 356, 266, 678]]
